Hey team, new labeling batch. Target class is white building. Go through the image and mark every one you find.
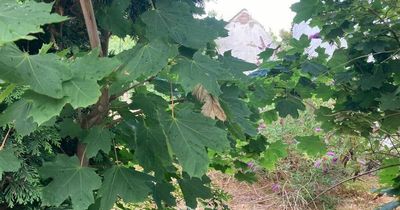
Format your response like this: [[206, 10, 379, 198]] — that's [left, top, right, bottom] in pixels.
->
[[215, 9, 276, 65]]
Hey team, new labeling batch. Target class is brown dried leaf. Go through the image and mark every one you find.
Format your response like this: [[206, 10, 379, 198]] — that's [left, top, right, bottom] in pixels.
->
[[193, 85, 227, 121]]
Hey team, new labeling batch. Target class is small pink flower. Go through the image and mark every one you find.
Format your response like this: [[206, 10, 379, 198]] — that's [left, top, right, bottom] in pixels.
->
[[332, 157, 338, 163], [257, 122, 267, 132], [314, 159, 322, 168], [326, 151, 335, 157], [315, 127, 322, 132], [272, 183, 281, 192]]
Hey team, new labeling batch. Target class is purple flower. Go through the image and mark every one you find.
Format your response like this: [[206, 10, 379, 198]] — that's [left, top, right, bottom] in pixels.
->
[[257, 122, 267, 132], [332, 157, 338, 163], [272, 183, 281, 192], [326, 151, 335, 157], [247, 161, 255, 170], [314, 159, 322, 168], [315, 127, 322, 132], [308, 32, 321, 40]]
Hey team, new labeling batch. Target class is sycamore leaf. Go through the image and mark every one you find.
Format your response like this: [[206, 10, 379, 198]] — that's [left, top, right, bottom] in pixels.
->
[[275, 98, 305, 118], [0, 44, 71, 98], [63, 51, 120, 108], [378, 158, 400, 185], [39, 155, 102, 210], [291, 0, 319, 23], [295, 135, 327, 156], [98, 166, 154, 210], [62, 78, 101, 109], [377, 92, 400, 111], [172, 52, 224, 96], [58, 119, 85, 139], [0, 100, 37, 136], [301, 61, 329, 76], [141, 0, 224, 49], [152, 182, 176, 208], [117, 39, 178, 82], [219, 51, 257, 81], [159, 106, 229, 177], [0, 0, 68, 45], [178, 174, 212, 209], [25, 91, 67, 125], [260, 141, 288, 170], [360, 71, 385, 90], [0, 148, 21, 176], [192, 85, 226, 121], [96, 0, 133, 37], [127, 93, 174, 175], [69, 49, 121, 81], [82, 126, 114, 158], [220, 85, 257, 136]]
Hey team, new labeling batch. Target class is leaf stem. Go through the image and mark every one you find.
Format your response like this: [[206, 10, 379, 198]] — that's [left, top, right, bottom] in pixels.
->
[[170, 81, 175, 118], [0, 127, 12, 151]]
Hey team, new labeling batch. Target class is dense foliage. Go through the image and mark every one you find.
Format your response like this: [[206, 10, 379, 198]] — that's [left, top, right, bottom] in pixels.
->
[[0, 0, 399, 209], [255, 0, 400, 208]]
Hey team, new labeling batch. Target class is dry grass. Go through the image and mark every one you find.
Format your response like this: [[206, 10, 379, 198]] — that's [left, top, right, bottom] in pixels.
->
[[209, 171, 398, 210]]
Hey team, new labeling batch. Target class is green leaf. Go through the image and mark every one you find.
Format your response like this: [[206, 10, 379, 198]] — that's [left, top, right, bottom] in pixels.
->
[[220, 85, 257, 136], [378, 158, 400, 185], [39, 155, 102, 210], [0, 44, 71, 98], [59, 119, 84, 139], [0, 0, 68, 45], [219, 51, 257, 81], [69, 49, 120, 81], [0, 84, 16, 103], [172, 52, 224, 96], [63, 50, 120, 108], [259, 48, 275, 60], [0, 148, 21, 176], [295, 135, 327, 156], [159, 106, 229, 177], [96, 0, 133, 37], [378, 92, 400, 111], [291, 0, 319, 23], [178, 174, 212, 209], [275, 98, 305, 118], [0, 100, 37, 136], [98, 166, 154, 210], [117, 39, 177, 82], [82, 126, 114, 158], [62, 78, 101, 109], [152, 182, 176, 208], [25, 91, 67, 125], [141, 0, 223, 49], [260, 140, 288, 170], [301, 61, 329, 77], [360, 70, 385, 90]]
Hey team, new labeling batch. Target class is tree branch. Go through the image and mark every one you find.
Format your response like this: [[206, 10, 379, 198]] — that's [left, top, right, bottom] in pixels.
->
[[314, 163, 400, 199], [79, 0, 102, 53], [77, 0, 106, 166]]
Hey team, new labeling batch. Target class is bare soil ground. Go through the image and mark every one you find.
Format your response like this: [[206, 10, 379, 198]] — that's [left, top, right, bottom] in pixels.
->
[[209, 171, 397, 210]]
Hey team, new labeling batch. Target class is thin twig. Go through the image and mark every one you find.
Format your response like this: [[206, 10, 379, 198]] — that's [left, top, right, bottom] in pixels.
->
[[170, 81, 175, 118], [80, 148, 87, 167], [112, 139, 119, 164], [0, 128, 12, 151], [314, 163, 400, 199], [109, 76, 155, 101]]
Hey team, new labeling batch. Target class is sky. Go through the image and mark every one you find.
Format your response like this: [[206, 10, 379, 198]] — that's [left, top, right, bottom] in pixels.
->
[[204, 0, 299, 36]]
